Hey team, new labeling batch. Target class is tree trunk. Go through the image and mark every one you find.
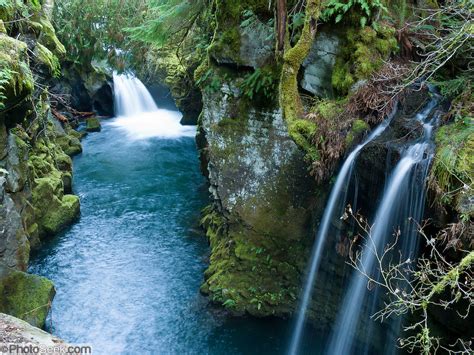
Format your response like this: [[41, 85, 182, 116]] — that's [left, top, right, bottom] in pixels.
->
[[279, 0, 320, 122], [276, 0, 287, 52]]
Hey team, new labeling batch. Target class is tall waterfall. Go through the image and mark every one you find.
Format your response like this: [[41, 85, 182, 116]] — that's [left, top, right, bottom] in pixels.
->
[[111, 73, 195, 140], [327, 95, 440, 354], [288, 110, 396, 355]]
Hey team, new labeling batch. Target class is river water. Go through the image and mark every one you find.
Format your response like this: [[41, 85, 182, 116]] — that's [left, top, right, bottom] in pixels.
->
[[28, 77, 322, 354]]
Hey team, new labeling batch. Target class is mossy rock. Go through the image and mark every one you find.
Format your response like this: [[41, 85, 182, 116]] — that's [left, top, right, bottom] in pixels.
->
[[0, 265, 55, 329], [430, 119, 474, 218], [346, 119, 370, 147], [41, 195, 80, 235], [34, 43, 60, 77], [0, 34, 34, 108], [86, 117, 101, 132], [331, 24, 398, 94], [56, 134, 82, 156], [32, 175, 80, 236], [38, 18, 66, 57]]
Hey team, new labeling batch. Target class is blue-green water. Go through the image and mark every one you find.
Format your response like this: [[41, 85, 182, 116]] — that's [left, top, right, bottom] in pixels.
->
[[29, 116, 323, 354]]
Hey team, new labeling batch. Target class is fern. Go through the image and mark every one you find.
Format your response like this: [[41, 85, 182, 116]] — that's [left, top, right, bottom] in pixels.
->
[[0, 68, 13, 110], [322, 0, 388, 27], [432, 76, 470, 100], [240, 68, 278, 100]]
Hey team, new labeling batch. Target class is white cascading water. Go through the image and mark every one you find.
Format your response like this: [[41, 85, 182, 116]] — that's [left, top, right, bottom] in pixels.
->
[[111, 73, 195, 140], [288, 110, 397, 355], [327, 95, 440, 354]]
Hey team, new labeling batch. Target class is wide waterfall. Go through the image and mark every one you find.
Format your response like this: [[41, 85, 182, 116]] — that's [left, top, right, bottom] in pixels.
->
[[288, 109, 396, 355], [111, 73, 195, 140], [327, 94, 441, 354]]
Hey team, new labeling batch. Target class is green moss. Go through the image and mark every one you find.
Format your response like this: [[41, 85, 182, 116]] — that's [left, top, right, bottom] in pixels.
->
[[24, 108, 83, 237], [56, 134, 82, 156], [0, 34, 34, 106], [0, 267, 55, 328], [32, 175, 80, 235], [332, 59, 355, 93], [288, 120, 319, 161], [331, 24, 398, 94], [41, 195, 80, 234], [34, 43, 61, 77], [346, 119, 370, 146], [0, 1, 15, 22], [313, 98, 346, 119], [86, 117, 101, 132], [200, 204, 305, 316], [38, 18, 66, 57], [430, 119, 474, 218]]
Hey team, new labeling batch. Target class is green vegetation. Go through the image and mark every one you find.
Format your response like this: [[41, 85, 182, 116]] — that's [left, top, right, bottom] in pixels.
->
[[430, 118, 473, 219], [332, 24, 398, 94], [53, 0, 148, 70], [240, 67, 279, 100], [322, 0, 388, 27], [0, 267, 55, 328]]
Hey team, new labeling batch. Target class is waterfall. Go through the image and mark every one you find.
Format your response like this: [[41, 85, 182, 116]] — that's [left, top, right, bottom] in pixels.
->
[[111, 73, 195, 140], [288, 111, 396, 355], [326, 95, 440, 354]]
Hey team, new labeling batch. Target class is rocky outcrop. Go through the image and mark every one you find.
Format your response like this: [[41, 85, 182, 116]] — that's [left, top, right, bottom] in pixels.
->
[[52, 63, 115, 117], [0, 0, 82, 327], [0, 266, 55, 329], [198, 77, 317, 317], [301, 29, 341, 98], [0, 313, 66, 348], [146, 48, 202, 125]]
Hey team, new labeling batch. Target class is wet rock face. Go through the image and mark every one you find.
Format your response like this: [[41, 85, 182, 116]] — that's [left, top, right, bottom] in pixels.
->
[[198, 81, 318, 316], [353, 90, 432, 216], [301, 30, 341, 98], [53, 66, 114, 116]]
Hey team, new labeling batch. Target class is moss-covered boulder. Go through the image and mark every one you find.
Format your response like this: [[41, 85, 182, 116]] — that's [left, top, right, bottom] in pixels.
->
[[0, 265, 55, 329], [32, 176, 80, 236], [86, 117, 101, 132], [56, 134, 82, 156]]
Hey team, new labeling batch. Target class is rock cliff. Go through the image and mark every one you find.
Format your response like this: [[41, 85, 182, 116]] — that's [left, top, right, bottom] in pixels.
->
[[0, 0, 81, 327]]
